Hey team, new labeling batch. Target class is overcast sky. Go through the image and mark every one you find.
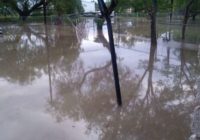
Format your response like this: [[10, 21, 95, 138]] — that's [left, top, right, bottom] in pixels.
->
[[81, 0, 110, 12], [81, 0, 96, 12]]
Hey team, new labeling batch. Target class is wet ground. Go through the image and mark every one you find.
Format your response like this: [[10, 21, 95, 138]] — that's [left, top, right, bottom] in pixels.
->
[[0, 17, 200, 140]]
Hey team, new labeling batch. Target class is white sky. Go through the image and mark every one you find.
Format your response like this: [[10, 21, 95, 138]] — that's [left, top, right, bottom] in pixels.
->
[[81, 0, 96, 12], [81, 0, 110, 12]]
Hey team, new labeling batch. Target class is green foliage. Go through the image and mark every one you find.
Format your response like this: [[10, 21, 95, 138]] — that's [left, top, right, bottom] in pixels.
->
[[116, 0, 172, 13], [173, 0, 200, 14], [115, 0, 200, 15], [116, 0, 145, 13], [0, 0, 84, 18], [52, 0, 84, 15], [190, 0, 200, 16]]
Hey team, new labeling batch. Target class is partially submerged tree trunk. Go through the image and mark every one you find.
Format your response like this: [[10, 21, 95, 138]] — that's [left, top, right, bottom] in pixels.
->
[[150, 12, 157, 47], [150, 0, 157, 47], [146, 43, 157, 98], [182, 0, 195, 41], [192, 15, 195, 21], [20, 15, 29, 21], [192, 13, 197, 21], [43, 0, 47, 24], [96, 18, 105, 30], [144, 0, 157, 46], [97, 0, 122, 106], [170, 0, 174, 23], [94, 18, 110, 50]]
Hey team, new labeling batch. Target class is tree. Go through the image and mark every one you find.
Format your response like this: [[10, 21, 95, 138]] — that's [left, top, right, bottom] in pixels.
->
[[1, 0, 45, 21], [0, 0, 84, 21], [190, 0, 200, 21], [174, 0, 196, 41], [169, 0, 174, 22], [173, 0, 200, 40], [97, 0, 122, 106]]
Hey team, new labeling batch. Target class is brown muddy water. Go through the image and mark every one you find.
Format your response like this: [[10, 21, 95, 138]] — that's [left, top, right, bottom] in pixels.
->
[[0, 17, 200, 140]]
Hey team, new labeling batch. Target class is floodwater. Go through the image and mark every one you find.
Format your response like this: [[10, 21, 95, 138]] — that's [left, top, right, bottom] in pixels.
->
[[0, 17, 200, 140]]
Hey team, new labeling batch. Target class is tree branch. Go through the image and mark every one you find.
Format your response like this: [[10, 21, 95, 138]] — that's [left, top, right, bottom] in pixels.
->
[[29, 0, 44, 15]]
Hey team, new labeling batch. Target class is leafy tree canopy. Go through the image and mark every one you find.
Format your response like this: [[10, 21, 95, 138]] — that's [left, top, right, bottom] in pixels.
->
[[51, 0, 84, 15], [0, 0, 84, 20], [116, 0, 171, 13]]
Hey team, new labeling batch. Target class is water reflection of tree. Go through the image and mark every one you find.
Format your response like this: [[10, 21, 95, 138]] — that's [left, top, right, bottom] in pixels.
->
[[113, 18, 150, 37], [137, 45, 157, 104], [47, 56, 191, 140], [47, 31, 196, 140], [0, 24, 80, 84], [0, 25, 45, 84], [160, 46, 200, 98], [113, 18, 150, 48], [94, 18, 110, 51]]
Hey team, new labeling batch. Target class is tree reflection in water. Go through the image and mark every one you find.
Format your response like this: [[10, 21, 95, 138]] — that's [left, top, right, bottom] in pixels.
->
[[46, 20, 199, 140], [0, 24, 81, 85], [0, 18, 200, 140]]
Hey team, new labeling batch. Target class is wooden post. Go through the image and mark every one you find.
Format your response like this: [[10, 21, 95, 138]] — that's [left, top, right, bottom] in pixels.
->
[[97, 0, 122, 106]]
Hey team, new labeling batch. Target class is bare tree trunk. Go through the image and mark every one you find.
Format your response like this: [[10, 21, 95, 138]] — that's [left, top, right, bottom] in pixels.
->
[[192, 14, 196, 21], [20, 13, 29, 21], [182, 10, 189, 41], [150, 13, 157, 47], [170, 0, 174, 23], [150, 0, 157, 47], [43, 1, 47, 24], [182, 0, 195, 41], [106, 16, 122, 106], [95, 18, 105, 30], [14, 0, 44, 21], [97, 0, 122, 106]]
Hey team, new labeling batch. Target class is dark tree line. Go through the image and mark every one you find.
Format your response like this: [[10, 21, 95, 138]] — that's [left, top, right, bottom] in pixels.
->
[[0, 0, 84, 21]]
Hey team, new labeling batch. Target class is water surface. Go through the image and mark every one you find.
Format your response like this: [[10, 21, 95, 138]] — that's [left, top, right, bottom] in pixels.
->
[[0, 18, 200, 140]]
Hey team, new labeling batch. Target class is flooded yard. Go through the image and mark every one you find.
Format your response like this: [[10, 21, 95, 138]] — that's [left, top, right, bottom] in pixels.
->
[[0, 17, 200, 140]]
